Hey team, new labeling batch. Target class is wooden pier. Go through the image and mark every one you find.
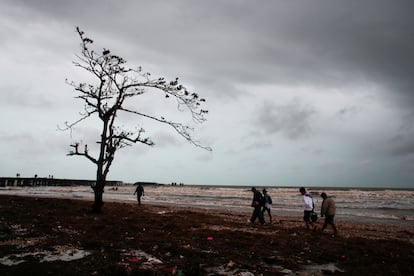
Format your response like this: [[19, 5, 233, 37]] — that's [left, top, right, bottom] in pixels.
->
[[0, 177, 122, 187]]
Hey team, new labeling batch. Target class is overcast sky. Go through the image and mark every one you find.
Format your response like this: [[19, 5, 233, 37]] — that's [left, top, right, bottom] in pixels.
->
[[1, 0, 413, 188]]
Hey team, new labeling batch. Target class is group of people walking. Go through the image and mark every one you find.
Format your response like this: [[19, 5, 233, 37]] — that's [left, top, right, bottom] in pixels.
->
[[135, 183, 337, 236], [250, 186, 338, 236], [249, 187, 273, 225], [299, 187, 338, 236]]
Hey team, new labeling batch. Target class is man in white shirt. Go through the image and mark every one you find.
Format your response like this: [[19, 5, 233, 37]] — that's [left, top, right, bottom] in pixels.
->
[[299, 187, 316, 230]]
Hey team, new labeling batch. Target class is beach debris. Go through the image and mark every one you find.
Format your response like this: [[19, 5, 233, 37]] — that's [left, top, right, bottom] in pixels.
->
[[139, 261, 158, 271], [120, 249, 164, 271], [273, 267, 294, 274], [201, 249, 216, 254], [0, 256, 26, 266], [0, 248, 91, 266], [147, 257, 163, 264], [163, 267, 175, 273], [41, 249, 91, 262], [301, 263, 344, 274], [0, 236, 47, 248], [176, 269, 185, 276], [140, 258, 164, 271], [226, 260, 236, 268], [161, 267, 184, 275], [130, 256, 140, 262], [262, 255, 297, 274], [200, 261, 254, 275]]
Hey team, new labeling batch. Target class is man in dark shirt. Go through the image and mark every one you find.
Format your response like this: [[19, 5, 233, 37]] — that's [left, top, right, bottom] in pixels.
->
[[250, 187, 265, 225]]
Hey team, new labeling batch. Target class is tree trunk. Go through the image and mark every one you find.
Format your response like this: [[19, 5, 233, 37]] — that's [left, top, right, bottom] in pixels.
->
[[92, 184, 104, 213], [92, 118, 108, 213], [92, 171, 105, 213]]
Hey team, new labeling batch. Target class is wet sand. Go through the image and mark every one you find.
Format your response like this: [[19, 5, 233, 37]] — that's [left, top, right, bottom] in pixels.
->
[[0, 195, 413, 275]]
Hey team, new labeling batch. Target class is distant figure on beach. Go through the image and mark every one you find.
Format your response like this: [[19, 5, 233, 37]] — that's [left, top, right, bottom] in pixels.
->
[[262, 189, 272, 223], [299, 187, 316, 230], [320, 192, 338, 236], [133, 184, 144, 205], [250, 187, 265, 225]]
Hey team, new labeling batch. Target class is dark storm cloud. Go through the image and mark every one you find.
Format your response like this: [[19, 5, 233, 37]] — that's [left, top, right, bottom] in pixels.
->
[[5, 0, 414, 107], [389, 111, 414, 157], [11, 0, 412, 138], [3, 0, 413, 143], [391, 141, 414, 157], [255, 99, 316, 140]]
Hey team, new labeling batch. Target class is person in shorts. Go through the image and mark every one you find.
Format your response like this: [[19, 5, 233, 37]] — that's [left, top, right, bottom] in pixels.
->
[[299, 187, 316, 230]]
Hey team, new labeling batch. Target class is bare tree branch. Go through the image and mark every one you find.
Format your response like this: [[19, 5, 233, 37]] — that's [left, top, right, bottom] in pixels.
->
[[61, 27, 211, 212], [67, 143, 98, 164]]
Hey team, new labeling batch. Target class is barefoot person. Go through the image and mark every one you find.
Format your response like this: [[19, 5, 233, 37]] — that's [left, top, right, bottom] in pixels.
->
[[299, 187, 316, 230], [320, 192, 338, 236], [133, 183, 144, 205]]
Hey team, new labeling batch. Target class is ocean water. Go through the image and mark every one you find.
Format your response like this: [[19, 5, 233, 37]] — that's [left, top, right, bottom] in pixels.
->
[[1, 185, 413, 227]]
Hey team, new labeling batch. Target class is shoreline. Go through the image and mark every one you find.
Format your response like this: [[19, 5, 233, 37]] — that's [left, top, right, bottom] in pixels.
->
[[1, 195, 413, 275], [1, 187, 413, 228]]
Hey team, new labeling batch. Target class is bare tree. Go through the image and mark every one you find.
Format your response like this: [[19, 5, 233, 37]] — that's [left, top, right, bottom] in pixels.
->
[[62, 27, 210, 213]]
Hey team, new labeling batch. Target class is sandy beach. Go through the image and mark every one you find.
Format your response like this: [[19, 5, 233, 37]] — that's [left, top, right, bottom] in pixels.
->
[[0, 194, 413, 275]]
